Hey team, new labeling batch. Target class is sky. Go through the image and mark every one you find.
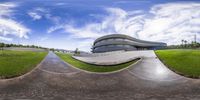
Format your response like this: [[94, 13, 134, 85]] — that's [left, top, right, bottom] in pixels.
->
[[0, 0, 200, 52]]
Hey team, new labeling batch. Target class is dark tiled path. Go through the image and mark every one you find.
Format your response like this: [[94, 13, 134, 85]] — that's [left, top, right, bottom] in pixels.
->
[[0, 52, 200, 100]]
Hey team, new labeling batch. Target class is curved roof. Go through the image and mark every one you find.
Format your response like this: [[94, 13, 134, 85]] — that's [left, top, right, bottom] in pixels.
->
[[93, 34, 166, 47]]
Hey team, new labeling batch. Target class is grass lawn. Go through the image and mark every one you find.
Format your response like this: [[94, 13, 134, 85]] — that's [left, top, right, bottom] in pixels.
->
[[0, 50, 47, 78], [155, 49, 200, 78], [56, 53, 139, 73]]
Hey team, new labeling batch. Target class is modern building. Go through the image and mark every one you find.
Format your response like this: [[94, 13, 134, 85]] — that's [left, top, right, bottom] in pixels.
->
[[92, 34, 167, 53]]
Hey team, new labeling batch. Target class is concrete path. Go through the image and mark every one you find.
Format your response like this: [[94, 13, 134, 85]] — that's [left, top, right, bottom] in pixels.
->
[[4, 47, 47, 52], [0, 51, 200, 100], [127, 50, 186, 82], [73, 51, 139, 65]]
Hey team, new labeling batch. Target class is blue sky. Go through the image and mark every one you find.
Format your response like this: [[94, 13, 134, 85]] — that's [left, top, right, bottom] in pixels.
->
[[0, 0, 200, 51]]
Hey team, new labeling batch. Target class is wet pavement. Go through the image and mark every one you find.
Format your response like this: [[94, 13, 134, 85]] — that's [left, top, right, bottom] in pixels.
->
[[0, 51, 200, 100]]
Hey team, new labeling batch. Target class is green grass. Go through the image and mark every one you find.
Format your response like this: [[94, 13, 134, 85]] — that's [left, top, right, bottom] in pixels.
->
[[56, 53, 139, 72], [0, 50, 47, 78], [155, 49, 200, 78]]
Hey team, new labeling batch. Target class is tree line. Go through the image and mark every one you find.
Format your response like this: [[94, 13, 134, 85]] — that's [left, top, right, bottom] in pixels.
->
[[0, 42, 48, 50], [166, 40, 200, 49]]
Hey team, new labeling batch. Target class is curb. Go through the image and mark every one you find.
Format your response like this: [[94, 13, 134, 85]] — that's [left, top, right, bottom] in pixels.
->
[[72, 55, 139, 66], [154, 50, 200, 79], [56, 53, 142, 75]]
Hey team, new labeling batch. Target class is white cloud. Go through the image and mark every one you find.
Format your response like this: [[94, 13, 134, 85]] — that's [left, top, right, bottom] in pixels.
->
[[47, 25, 64, 33], [138, 2, 200, 44], [0, 2, 17, 17], [63, 8, 145, 40], [0, 18, 30, 38], [46, 2, 200, 51], [0, 36, 12, 41], [39, 36, 49, 41], [48, 8, 144, 39], [55, 2, 67, 6], [0, 2, 30, 41], [28, 7, 60, 24], [27, 7, 47, 20], [45, 14, 61, 24], [28, 12, 42, 20]]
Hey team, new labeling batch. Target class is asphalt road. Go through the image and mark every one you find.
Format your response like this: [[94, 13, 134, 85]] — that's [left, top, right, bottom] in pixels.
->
[[0, 51, 200, 100]]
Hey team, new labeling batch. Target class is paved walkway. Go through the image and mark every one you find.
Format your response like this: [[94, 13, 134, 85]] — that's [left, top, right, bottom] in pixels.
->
[[4, 47, 47, 52], [73, 51, 139, 65], [0, 51, 200, 100]]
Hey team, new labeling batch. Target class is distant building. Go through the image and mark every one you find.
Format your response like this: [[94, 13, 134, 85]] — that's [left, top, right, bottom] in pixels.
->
[[92, 34, 167, 53]]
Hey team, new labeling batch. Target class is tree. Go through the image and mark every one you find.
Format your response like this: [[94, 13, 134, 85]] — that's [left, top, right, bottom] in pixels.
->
[[181, 40, 184, 45], [5, 44, 11, 47], [0, 43, 5, 56], [184, 40, 187, 47], [181, 40, 184, 47], [74, 48, 80, 55], [0, 43, 5, 50], [50, 48, 55, 52], [10, 44, 14, 47]]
